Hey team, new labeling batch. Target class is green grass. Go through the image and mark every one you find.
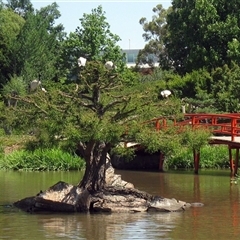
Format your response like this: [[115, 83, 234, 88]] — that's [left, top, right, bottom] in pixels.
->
[[0, 134, 34, 153], [0, 148, 85, 171], [0, 134, 85, 171]]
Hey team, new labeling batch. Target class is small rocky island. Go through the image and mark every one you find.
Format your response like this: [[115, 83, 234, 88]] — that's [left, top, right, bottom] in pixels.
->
[[14, 164, 194, 213]]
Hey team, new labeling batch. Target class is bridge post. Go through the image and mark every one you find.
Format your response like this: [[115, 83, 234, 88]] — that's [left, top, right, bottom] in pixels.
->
[[155, 120, 160, 131], [229, 146, 239, 176], [159, 152, 164, 172], [193, 149, 200, 174], [234, 148, 239, 176]]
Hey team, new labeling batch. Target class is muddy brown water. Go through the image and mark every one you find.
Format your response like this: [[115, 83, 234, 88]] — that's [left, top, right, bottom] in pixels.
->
[[0, 169, 240, 239]]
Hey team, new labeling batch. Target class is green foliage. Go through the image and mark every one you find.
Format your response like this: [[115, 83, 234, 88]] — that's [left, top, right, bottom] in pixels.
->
[[0, 148, 85, 171], [1, 76, 27, 99], [62, 5, 125, 81], [134, 120, 182, 157], [0, 8, 25, 85], [139, 68, 166, 83], [119, 67, 140, 87], [167, 145, 229, 169], [211, 63, 240, 112], [181, 127, 212, 152], [16, 4, 63, 82], [164, 0, 240, 74], [137, 4, 171, 68], [166, 69, 212, 99]]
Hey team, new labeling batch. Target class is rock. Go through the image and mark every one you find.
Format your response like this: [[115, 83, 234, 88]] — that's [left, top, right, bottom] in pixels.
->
[[13, 181, 189, 213], [190, 202, 204, 207], [105, 164, 134, 189], [14, 181, 86, 213], [148, 196, 188, 212], [92, 193, 148, 213]]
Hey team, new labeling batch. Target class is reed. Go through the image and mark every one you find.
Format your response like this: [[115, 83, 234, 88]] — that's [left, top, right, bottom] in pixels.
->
[[0, 148, 85, 171]]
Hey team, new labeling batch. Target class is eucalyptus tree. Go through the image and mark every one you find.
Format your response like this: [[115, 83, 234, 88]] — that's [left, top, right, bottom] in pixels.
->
[[5, 0, 34, 17], [137, 4, 171, 68], [165, 0, 240, 74]]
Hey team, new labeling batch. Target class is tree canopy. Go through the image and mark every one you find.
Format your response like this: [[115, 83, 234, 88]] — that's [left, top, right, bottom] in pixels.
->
[[61, 5, 125, 82], [165, 0, 240, 74], [0, 8, 25, 85], [139, 1, 240, 74], [0, 1, 64, 88], [137, 4, 171, 68]]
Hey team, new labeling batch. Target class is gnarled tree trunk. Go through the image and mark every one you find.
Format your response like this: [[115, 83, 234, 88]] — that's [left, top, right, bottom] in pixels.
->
[[78, 141, 110, 191]]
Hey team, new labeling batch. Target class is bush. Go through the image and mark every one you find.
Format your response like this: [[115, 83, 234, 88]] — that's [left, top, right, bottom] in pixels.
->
[[166, 145, 229, 170], [0, 148, 85, 171]]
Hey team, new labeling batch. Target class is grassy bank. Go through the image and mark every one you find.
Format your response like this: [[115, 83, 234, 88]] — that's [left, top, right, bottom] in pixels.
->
[[0, 134, 85, 171], [0, 135, 229, 171], [0, 148, 85, 171]]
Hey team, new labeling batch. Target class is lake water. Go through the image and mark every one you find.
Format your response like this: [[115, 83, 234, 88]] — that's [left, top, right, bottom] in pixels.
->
[[0, 169, 240, 239]]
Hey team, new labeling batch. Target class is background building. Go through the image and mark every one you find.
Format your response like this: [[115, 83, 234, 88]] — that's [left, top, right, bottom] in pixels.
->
[[122, 49, 159, 68]]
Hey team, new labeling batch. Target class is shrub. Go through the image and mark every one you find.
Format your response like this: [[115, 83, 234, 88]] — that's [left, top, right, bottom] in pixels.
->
[[166, 145, 229, 170], [0, 148, 85, 171]]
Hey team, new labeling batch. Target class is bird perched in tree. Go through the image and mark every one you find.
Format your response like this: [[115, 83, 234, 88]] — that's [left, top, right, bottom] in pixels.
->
[[160, 90, 171, 98], [105, 61, 114, 70], [29, 79, 41, 92], [41, 87, 47, 93], [78, 57, 87, 67]]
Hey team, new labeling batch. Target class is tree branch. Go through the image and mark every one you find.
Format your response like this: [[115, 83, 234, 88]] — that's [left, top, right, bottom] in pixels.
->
[[11, 96, 48, 115]]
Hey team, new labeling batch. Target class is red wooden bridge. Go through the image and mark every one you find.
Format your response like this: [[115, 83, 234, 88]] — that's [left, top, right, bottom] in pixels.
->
[[128, 113, 240, 176]]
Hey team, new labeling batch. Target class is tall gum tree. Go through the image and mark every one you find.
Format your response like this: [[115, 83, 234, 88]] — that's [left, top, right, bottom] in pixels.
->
[[137, 4, 171, 68]]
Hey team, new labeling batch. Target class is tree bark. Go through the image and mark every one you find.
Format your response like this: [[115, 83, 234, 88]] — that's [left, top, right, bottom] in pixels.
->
[[78, 142, 110, 191]]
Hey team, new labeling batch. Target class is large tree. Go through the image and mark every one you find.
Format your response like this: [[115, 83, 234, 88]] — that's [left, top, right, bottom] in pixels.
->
[[11, 58, 189, 212], [10, 5, 193, 213], [165, 0, 240, 74], [11, 60, 182, 189], [137, 4, 171, 68]]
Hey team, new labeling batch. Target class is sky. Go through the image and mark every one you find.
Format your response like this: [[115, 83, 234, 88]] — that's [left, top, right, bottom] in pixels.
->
[[31, 0, 172, 50]]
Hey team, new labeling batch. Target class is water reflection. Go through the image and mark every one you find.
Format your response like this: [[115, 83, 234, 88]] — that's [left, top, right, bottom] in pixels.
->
[[36, 212, 182, 240], [1, 170, 240, 239]]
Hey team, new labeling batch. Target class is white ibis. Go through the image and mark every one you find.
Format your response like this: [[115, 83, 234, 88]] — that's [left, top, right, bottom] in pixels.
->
[[160, 90, 172, 98], [105, 61, 114, 70], [30, 79, 41, 92], [78, 57, 87, 67], [41, 87, 47, 93]]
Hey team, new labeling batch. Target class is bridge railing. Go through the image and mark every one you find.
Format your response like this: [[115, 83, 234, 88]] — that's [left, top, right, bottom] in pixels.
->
[[144, 113, 240, 142]]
